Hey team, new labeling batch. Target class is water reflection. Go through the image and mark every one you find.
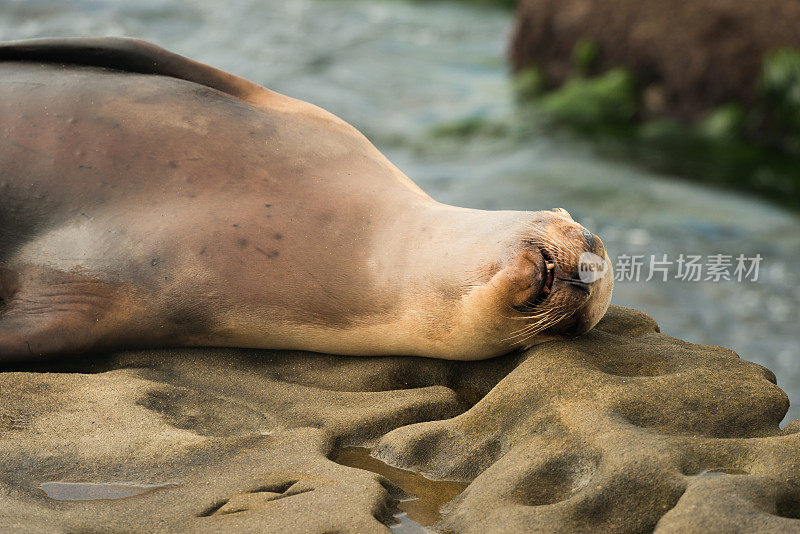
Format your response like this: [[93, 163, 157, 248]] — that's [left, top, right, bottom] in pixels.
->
[[333, 447, 467, 531], [40, 481, 176, 501]]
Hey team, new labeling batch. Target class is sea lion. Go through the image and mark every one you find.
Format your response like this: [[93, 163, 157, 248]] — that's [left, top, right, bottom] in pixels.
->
[[0, 37, 612, 362]]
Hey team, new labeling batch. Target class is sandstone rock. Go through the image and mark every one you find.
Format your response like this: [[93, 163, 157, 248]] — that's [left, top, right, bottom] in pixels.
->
[[1, 306, 798, 532]]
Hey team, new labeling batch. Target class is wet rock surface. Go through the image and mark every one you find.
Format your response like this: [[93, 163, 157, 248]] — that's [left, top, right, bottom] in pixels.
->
[[1, 306, 799, 532]]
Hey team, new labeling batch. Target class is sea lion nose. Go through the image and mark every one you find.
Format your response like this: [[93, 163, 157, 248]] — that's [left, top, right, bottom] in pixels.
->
[[582, 230, 595, 250]]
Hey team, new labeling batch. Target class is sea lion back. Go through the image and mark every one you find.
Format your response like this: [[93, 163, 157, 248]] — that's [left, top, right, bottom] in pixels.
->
[[0, 37, 268, 103]]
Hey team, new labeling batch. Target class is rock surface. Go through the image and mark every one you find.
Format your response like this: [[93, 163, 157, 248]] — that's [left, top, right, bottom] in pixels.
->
[[509, 0, 800, 121], [1, 306, 799, 532]]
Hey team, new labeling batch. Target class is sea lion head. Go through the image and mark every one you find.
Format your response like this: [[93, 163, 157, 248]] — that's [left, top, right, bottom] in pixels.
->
[[461, 207, 613, 356], [503, 208, 612, 346]]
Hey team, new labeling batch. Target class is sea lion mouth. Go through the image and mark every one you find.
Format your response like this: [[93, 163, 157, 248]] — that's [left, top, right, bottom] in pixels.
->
[[540, 247, 555, 299], [509, 245, 556, 314], [525, 245, 591, 310], [518, 246, 555, 310], [556, 276, 591, 295]]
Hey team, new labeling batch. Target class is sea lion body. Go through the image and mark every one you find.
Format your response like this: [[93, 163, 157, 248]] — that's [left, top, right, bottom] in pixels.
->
[[0, 38, 612, 361]]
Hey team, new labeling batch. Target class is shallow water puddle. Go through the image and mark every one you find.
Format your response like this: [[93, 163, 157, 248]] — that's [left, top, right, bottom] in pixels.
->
[[40, 481, 176, 501], [697, 468, 749, 476], [333, 447, 468, 532]]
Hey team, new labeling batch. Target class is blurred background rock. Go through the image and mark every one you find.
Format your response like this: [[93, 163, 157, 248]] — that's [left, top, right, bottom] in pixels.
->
[[510, 0, 800, 206], [0, 0, 797, 422]]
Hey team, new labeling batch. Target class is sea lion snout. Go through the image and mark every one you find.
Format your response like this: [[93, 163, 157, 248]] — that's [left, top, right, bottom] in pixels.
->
[[500, 212, 613, 347], [581, 230, 596, 250], [547, 225, 613, 339]]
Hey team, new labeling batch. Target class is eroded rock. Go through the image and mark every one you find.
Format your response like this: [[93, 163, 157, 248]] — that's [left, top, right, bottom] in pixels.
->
[[1, 306, 798, 532]]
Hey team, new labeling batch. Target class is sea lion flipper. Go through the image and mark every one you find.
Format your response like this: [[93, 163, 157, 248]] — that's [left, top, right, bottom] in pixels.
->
[[0, 267, 133, 361], [0, 37, 269, 103]]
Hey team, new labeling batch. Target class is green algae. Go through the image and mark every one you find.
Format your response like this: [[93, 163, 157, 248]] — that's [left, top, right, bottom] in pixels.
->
[[539, 68, 638, 129], [506, 48, 800, 208]]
